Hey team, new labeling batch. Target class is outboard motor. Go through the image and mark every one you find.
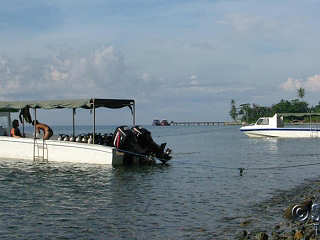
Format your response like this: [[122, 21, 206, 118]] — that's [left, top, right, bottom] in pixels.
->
[[113, 126, 143, 164], [113, 126, 138, 150], [113, 126, 172, 164], [131, 126, 172, 163]]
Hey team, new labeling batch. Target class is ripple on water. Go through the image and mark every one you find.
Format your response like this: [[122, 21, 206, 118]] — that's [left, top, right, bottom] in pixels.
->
[[1, 127, 320, 239]]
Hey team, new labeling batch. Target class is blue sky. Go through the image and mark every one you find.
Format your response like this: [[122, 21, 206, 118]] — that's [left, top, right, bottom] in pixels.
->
[[1, 0, 320, 125]]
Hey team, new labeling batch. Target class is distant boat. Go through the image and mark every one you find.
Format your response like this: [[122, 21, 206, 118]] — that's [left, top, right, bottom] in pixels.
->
[[152, 119, 170, 126], [160, 119, 170, 126], [240, 113, 320, 138], [152, 119, 161, 126]]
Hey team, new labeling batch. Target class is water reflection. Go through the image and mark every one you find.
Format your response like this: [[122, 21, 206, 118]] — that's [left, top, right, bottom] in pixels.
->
[[249, 137, 279, 153]]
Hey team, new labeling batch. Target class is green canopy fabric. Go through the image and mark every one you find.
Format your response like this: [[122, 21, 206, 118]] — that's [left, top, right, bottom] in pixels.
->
[[0, 98, 135, 112]]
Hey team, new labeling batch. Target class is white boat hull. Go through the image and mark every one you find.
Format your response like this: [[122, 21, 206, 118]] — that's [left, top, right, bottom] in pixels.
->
[[241, 128, 320, 138], [0, 136, 124, 165]]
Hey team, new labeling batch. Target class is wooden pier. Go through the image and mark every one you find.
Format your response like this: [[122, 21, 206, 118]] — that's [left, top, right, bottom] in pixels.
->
[[170, 121, 241, 126]]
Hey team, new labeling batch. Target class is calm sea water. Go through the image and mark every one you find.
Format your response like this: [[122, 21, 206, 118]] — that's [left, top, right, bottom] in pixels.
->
[[1, 125, 320, 239]]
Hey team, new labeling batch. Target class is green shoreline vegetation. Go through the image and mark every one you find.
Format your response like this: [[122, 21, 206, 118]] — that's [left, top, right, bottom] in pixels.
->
[[230, 89, 320, 124]]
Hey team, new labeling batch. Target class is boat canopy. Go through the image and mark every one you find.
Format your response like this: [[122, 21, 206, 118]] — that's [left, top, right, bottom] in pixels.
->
[[278, 113, 320, 117], [0, 98, 135, 112]]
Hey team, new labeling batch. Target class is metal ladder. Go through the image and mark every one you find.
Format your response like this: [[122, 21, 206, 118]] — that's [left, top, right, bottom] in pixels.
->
[[311, 130, 318, 138], [310, 123, 319, 138], [33, 138, 48, 163]]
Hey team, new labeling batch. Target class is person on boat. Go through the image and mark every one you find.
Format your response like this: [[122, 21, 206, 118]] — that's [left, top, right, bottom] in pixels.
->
[[32, 120, 53, 140], [10, 119, 23, 138]]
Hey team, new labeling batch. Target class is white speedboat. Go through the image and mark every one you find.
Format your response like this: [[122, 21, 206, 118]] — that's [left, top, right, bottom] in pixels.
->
[[240, 113, 320, 138], [0, 98, 134, 165]]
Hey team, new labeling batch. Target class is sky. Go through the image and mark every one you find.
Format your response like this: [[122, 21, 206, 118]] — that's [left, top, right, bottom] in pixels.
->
[[1, 0, 320, 125]]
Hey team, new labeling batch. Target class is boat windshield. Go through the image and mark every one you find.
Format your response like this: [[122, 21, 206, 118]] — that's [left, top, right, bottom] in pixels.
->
[[256, 118, 269, 125]]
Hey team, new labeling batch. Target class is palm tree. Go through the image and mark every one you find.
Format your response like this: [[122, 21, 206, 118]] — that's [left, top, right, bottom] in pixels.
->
[[229, 99, 238, 121], [297, 87, 305, 100]]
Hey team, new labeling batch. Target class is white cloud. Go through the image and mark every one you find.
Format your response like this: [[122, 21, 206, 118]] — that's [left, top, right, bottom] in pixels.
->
[[0, 45, 184, 104], [0, 46, 130, 100], [190, 74, 197, 80], [281, 74, 320, 92], [50, 67, 68, 81], [281, 77, 302, 91], [305, 74, 320, 91], [218, 14, 263, 32], [141, 73, 151, 82]]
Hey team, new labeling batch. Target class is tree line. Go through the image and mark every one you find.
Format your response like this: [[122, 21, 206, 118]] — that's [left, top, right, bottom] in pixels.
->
[[230, 88, 320, 123]]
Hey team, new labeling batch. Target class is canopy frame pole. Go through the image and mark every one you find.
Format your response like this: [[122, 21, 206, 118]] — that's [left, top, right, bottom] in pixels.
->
[[93, 100, 96, 144], [33, 108, 37, 161], [72, 108, 76, 138], [133, 102, 136, 126], [22, 115, 25, 137], [8, 113, 12, 136]]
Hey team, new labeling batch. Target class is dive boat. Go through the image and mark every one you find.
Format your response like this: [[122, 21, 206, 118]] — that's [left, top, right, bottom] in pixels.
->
[[0, 98, 171, 165], [240, 113, 320, 138]]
